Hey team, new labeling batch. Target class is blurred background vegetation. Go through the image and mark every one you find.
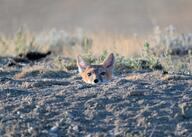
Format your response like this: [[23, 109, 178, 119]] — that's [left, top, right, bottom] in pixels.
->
[[0, 0, 192, 35]]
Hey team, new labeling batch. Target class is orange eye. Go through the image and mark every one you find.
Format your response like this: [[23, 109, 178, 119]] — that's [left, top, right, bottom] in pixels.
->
[[100, 72, 106, 75], [87, 72, 91, 76]]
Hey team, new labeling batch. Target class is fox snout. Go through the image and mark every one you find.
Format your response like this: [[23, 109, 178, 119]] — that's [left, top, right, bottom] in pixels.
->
[[84, 71, 106, 84], [94, 79, 99, 83], [77, 53, 115, 84]]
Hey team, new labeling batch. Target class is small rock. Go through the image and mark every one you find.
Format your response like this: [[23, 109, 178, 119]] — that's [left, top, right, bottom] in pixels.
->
[[179, 103, 192, 118], [27, 127, 34, 134], [176, 122, 190, 136], [41, 130, 49, 134], [50, 125, 59, 132], [85, 134, 92, 137], [72, 125, 79, 131]]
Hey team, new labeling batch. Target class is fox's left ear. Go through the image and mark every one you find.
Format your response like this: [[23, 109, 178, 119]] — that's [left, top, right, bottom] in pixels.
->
[[77, 55, 89, 72], [102, 53, 115, 69]]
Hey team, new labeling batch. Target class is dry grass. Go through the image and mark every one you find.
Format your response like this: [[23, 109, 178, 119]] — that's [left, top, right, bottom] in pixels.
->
[[0, 26, 192, 73], [88, 32, 145, 57], [0, 27, 146, 58], [0, 28, 49, 56]]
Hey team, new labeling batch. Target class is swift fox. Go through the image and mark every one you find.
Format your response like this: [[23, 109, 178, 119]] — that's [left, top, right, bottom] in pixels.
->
[[77, 53, 115, 84]]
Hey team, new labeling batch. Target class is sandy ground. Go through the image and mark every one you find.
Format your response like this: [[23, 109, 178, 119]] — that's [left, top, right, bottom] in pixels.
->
[[0, 56, 192, 137]]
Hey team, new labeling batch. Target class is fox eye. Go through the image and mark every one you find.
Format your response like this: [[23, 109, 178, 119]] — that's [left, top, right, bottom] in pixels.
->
[[100, 72, 106, 75], [87, 72, 91, 76]]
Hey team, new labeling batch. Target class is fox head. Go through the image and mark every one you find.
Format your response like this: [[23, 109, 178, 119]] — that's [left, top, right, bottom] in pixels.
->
[[77, 53, 115, 84]]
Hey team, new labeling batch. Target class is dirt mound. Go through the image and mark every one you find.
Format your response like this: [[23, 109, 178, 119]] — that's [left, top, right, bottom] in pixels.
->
[[0, 57, 192, 136]]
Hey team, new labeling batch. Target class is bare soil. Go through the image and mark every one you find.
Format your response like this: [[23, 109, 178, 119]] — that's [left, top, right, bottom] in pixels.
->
[[0, 56, 192, 137]]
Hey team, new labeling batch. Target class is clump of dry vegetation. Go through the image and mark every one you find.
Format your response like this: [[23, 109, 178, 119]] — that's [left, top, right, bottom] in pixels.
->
[[0, 25, 191, 73]]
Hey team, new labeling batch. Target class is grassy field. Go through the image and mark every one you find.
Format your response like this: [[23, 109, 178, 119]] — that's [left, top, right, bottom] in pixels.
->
[[0, 25, 191, 74]]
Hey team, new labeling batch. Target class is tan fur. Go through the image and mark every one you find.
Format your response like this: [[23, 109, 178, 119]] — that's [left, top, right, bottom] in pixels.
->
[[79, 65, 112, 83]]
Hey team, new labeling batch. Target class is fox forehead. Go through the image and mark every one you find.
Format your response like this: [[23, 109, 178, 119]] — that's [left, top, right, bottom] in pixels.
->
[[84, 65, 107, 73], [80, 65, 112, 77]]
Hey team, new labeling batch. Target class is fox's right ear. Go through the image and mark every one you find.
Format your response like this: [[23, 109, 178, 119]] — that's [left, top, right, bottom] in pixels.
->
[[77, 55, 89, 73], [102, 53, 115, 69]]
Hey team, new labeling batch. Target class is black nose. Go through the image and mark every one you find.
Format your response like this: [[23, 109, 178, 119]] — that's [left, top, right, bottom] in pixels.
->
[[94, 79, 99, 83]]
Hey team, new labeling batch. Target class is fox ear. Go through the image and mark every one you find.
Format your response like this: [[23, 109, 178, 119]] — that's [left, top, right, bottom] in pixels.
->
[[77, 55, 89, 72], [102, 53, 115, 68]]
